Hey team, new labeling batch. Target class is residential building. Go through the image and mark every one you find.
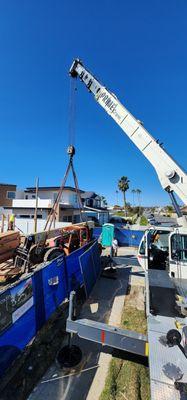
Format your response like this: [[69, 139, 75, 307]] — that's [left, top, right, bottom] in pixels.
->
[[2, 185, 109, 227], [10, 186, 83, 223], [81, 192, 102, 208], [81, 192, 109, 225], [0, 183, 17, 207]]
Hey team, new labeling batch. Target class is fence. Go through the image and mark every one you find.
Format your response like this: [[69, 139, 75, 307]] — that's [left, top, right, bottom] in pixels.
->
[[115, 228, 144, 247], [93, 227, 144, 247], [0, 240, 101, 377]]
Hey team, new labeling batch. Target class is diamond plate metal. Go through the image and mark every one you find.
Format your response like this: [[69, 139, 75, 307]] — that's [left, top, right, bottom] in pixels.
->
[[151, 380, 180, 400], [148, 315, 187, 400]]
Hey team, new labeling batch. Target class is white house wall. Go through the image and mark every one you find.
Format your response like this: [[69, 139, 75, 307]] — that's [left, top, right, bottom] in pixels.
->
[[24, 189, 78, 207], [12, 207, 49, 219]]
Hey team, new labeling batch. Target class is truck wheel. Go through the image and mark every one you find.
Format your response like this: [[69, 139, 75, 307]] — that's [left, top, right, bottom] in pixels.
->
[[44, 247, 65, 262]]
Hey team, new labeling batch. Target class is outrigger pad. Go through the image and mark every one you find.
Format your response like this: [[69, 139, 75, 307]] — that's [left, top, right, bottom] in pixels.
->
[[56, 345, 82, 368], [166, 329, 182, 347]]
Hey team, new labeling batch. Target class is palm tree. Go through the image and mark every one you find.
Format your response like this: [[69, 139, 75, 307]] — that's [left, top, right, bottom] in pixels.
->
[[118, 176, 130, 216], [131, 189, 136, 207], [115, 190, 119, 205], [136, 189, 142, 216]]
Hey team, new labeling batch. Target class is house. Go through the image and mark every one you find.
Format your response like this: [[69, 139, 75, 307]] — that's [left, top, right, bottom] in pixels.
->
[[81, 192, 109, 225], [81, 192, 102, 208], [10, 186, 83, 223], [0, 183, 17, 207], [1, 185, 109, 228]]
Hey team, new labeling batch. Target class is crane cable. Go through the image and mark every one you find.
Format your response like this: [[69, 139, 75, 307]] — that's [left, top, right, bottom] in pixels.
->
[[67, 77, 87, 223], [68, 77, 77, 147], [43, 77, 87, 235]]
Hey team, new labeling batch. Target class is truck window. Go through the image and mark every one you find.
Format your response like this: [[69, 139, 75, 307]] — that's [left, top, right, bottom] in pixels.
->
[[139, 238, 146, 255], [171, 234, 187, 262]]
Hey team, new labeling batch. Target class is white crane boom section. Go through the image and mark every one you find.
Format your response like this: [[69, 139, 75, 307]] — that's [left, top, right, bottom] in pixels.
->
[[69, 59, 187, 207]]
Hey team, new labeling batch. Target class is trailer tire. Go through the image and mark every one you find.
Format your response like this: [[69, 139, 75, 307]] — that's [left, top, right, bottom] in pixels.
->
[[44, 247, 65, 262], [29, 244, 45, 265]]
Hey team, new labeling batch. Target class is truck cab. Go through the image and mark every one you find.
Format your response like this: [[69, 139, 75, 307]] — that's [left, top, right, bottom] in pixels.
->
[[138, 227, 187, 276], [138, 226, 172, 271]]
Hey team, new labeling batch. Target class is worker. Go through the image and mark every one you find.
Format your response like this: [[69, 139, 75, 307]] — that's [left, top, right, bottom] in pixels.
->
[[152, 233, 161, 249], [112, 237, 118, 257], [8, 214, 15, 230]]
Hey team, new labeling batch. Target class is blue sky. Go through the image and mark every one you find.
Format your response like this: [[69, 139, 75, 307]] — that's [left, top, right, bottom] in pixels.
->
[[0, 0, 187, 206]]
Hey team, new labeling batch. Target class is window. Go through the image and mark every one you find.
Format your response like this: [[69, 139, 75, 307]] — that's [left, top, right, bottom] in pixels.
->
[[7, 191, 16, 199], [139, 238, 146, 255], [171, 234, 187, 262], [31, 214, 42, 219], [53, 193, 58, 201], [62, 215, 72, 223], [70, 194, 77, 205], [73, 215, 80, 223], [32, 195, 36, 199], [86, 199, 93, 207]]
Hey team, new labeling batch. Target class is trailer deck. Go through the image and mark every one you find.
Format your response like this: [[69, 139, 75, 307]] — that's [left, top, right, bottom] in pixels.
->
[[148, 313, 187, 400], [147, 269, 187, 399], [64, 260, 187, 399]]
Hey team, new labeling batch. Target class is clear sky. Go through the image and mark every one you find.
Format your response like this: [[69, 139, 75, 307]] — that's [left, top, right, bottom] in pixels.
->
[[0, 0, 187, 207]]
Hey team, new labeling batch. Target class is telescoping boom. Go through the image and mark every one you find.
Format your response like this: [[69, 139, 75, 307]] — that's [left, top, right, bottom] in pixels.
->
[[69, 59, 187, 223]]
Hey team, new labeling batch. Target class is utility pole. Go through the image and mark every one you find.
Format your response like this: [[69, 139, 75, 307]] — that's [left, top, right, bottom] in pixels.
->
[[34, 177, 39, 234]]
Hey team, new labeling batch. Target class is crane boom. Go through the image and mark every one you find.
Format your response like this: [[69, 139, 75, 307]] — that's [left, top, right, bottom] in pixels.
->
[[69, 59, 187, 215]]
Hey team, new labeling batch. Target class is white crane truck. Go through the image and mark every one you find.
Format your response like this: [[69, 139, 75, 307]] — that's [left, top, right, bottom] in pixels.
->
[[67, 59, 187, 399]]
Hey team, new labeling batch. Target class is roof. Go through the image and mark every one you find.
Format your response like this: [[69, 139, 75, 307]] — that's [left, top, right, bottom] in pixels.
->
[[0, 183, 16, 187], [59, 204, 80, 210], [81, 191, 98, 199], [25, 186, 84, 193], [84, 206, 109, 212]]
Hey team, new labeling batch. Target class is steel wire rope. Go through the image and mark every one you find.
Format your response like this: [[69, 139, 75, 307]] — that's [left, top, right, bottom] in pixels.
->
[[36, 76, 87, 250], [44, 78, 77, 232], [68, 77, 77, 147]]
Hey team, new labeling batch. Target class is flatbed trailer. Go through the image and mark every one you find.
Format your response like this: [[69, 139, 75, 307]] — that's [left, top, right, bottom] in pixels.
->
[[65, 264, 187, 399], [146, 269, 187, 399]]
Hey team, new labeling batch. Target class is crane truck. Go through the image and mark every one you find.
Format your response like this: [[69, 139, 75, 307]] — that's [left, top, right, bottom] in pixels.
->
[[69, 58, 187, 302], [67, 59, 187, 399]]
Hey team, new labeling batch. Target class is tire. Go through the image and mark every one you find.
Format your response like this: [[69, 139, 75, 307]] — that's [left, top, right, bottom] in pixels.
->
[[29, 244, 45, 265], [44, 247, 65, 262]]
